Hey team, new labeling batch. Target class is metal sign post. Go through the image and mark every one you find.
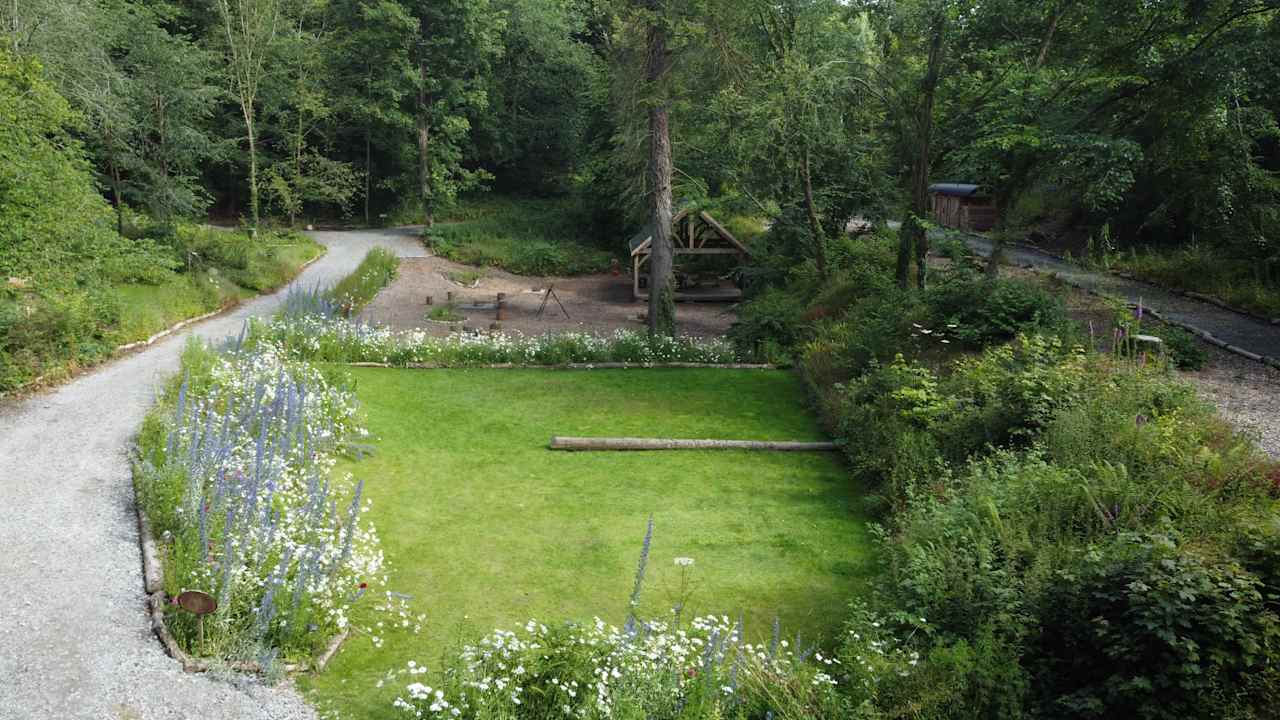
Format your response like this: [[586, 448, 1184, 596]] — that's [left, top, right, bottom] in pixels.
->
[[177, 590, 218, 655]]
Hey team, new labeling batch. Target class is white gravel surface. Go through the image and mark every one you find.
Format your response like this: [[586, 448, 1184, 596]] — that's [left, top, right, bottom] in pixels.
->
[[0, 229, 425, 720]]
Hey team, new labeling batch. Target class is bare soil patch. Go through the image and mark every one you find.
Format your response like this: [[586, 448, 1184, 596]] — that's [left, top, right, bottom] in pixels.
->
[[360, 254, 737, 338]]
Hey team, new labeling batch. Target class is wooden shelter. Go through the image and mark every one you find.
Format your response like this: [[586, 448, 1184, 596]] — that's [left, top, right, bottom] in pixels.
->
[[928, 183, 997, 231], [629, 209, 750, 302]]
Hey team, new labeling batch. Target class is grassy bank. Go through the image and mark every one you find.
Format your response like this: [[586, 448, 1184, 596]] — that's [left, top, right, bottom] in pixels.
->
[[113, 231, 324, 345], [1106, 243, 1280, 318], [1, 226, 322, 395]]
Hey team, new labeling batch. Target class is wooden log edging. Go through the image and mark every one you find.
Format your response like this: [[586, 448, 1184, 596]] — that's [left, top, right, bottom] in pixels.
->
[[549, 436, 838, 452], [347, 362, 777, 371], [133, 468, 347, 676]]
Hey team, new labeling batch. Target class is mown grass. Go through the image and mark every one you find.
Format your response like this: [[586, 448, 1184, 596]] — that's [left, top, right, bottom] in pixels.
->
[[302, 368, 871, 718], [426, 195, 615, 276]]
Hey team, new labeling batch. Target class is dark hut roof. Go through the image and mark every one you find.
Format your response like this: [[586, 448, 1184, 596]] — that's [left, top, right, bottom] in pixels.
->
[[628, 222, 655, 254], [928, 183, 987, 197]]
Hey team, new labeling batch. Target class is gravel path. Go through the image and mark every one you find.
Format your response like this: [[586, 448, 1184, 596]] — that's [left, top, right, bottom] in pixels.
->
[[1185, 345, 1280, 458], [962, 235, 1280, 360], [0, 228, 425, 720]]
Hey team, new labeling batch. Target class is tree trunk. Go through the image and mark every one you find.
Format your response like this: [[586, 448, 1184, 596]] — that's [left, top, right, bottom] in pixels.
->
[[417, 62, 434, 228], [156, 96, 169, 225], [245, 107, 260, 231], [110, 161, 125, 237], [104, 127, 124, 236], [364, 128, 371, 226], [801, 146, 828, 280], [645, 10, 675, 336], [291, 107, 304, 228], [897, 16, 944, 290]]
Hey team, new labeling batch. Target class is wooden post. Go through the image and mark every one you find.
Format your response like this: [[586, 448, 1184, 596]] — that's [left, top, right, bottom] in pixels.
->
[[425, 295, 433, 306], [496, 292, 506, 321], [446, 291, 453, 303]]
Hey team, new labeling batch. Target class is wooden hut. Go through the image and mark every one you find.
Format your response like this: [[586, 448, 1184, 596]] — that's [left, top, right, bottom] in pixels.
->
[[629, 209, 750, 302], [928, 183, 997, 231]]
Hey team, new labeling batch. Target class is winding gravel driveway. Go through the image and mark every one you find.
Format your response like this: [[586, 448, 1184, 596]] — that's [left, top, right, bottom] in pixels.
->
[[963, 235, 1280, 360], [0, 229, 425, 720]]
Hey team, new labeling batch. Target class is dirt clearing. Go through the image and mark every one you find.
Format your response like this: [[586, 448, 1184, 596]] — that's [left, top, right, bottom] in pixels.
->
[[360, 254, 737, 338]]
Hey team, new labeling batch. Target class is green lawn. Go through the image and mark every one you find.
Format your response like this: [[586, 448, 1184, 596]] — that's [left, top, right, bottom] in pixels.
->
[[303, 368, 871, 718]]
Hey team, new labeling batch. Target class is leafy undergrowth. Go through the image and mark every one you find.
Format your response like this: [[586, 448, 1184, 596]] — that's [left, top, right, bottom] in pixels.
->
[[728, 225, 1280, 717], [425, 195, 615, 276], [300, 367, 872, 718]]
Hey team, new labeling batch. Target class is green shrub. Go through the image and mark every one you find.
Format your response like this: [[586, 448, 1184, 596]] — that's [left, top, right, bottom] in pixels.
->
[[926, 276, 1067, 348], [829, 336, 1087, 502], [840, 608, 1028, 719], [1158, 325, 1209, 370], [729, 288, 808, 362], [830, 355, 945, 504], [1031, 532, 1280, 719], [800, 288, 925, 386]]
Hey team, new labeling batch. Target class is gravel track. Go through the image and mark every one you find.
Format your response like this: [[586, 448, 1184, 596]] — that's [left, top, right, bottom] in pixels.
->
[[0, 229, 425, 720], [963, 235, 1280, 360]]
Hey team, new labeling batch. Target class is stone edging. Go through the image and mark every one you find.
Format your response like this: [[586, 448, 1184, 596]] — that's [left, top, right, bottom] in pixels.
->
[[347, 361, 778, 370], [115, 250, 327, 354], [133, 466, 348, 676]]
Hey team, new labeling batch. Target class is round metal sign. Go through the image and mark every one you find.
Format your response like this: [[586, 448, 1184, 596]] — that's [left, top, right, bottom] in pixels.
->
[[177, 590, 218, 615]]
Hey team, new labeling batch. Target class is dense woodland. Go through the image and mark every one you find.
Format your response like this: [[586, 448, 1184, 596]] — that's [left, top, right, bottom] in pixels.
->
[[7, 1, 1280, 718], [6, 1, 1279, 287]]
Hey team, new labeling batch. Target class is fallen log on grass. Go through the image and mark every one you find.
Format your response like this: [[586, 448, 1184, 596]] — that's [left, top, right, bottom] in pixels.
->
[[549, 436, 838, 452]]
